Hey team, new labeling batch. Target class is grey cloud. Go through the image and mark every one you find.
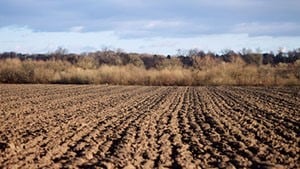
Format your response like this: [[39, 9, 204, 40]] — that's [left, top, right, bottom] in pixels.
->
[[0, 0, 299, 37]]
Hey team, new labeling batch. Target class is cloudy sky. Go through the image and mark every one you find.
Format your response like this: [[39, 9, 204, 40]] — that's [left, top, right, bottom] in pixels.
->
[[0, 0, 299, 55]]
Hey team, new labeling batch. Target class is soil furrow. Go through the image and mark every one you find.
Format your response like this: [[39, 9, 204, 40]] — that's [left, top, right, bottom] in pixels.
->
[[0, 85, 298, 169], [0, 87, 159, 168], [205, 87, 299, 168]]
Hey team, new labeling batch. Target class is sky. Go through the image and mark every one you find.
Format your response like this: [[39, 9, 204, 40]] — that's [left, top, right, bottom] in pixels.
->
[[0, 0, 300, 55]]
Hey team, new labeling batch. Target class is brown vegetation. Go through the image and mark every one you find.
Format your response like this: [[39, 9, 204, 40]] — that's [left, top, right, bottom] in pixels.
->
[[0, 85, 299, 168], [0, 57, 299, 85], [0, 48, 299, 85]]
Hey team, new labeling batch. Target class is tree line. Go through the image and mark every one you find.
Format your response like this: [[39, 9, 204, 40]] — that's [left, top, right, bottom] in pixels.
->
[[0, 48, 299, 85], [1, 48, 299, 69]]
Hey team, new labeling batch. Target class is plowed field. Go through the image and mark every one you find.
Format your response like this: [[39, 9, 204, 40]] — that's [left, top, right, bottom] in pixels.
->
[[0, 85, 299, 169]]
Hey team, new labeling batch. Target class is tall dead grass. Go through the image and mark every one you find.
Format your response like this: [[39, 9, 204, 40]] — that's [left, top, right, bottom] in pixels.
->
[[0, 58, 299, 86]]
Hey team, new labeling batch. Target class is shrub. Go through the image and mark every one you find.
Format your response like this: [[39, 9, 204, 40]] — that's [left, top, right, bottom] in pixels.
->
[[0, 59, 29, 83], [55, 67, 100, 84], [0, 58, 299, 86]]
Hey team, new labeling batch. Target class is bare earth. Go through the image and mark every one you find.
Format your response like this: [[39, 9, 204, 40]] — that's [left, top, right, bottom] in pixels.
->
[[0, 85, 299, 169]]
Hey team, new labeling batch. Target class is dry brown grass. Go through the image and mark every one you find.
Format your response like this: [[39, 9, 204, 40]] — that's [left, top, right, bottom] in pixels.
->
[[0, 58, 299, 85]]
